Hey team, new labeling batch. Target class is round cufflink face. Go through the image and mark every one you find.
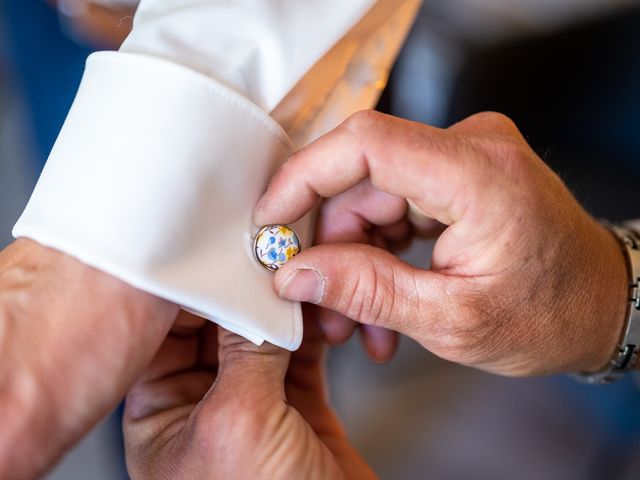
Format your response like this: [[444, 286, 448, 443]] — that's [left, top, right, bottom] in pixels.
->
[[254, 225, 301, 271]]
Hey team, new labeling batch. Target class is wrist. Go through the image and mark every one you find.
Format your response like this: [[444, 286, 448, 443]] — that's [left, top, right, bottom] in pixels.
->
[[576, 222, 630, 375], [622, 225, 640, 373], [0, 239, 178, 477]]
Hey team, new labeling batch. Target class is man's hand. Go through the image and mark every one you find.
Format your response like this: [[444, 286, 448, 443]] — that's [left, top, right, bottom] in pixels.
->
[[255, 111, 628, 377], [0, 239, 178, 479], [123, 312, 375, 480]]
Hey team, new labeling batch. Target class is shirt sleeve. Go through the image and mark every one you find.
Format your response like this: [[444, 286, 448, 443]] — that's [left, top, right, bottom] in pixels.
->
[[121, 0, 377, 111], [13, 0, 420, 350]]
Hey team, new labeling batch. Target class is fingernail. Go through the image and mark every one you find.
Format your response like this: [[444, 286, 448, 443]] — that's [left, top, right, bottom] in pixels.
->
[[279, 269, 325, 304]]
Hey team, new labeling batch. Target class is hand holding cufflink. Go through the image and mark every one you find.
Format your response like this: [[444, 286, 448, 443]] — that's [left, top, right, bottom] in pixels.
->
[[254, 110, 630, 378]]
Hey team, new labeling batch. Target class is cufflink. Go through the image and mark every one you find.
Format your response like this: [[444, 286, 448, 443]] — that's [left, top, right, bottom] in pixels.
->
[[254, 225, 301, 271]]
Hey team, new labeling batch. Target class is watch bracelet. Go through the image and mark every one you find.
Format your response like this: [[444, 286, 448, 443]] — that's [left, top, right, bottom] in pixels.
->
[[574, 222, 640, 384]]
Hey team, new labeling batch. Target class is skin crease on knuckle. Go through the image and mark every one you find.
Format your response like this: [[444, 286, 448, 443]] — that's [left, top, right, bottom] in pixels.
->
[[337, 248, 395, 327]]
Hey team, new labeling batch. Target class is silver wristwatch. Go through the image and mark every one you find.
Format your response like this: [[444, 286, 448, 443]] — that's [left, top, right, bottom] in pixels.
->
[[577, 223, 640, 384]]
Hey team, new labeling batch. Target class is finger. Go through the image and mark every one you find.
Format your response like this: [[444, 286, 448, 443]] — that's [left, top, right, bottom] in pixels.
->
[[137, 310, 206, 383], [135, 331, 200, 384], [315, 179, 407, 245], [197, 320, 220, 370], [284, 314, 344, 438], [317, 308, 357, 344], [170, 309, 207, 336], [125, 314, 217, 423], [317, 305, 401, 361], [274, 243, 456, 341], [255, 110, 490, 228], [286, 310, 326, 393], [207, 329, 290, 402], [372, 218, 413, 252], [126, 371, 216, 423], [407, 200, 446, 238], [359, 325, 399, 363], [318, 307, 400, 362]]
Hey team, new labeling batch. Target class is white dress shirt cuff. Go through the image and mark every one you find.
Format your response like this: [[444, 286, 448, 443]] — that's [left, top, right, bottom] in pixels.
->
[[13, 51, 310, 350]]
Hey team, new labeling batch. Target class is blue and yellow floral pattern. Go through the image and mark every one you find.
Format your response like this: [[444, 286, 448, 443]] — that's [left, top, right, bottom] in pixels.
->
[[254, 225, 301, 271]]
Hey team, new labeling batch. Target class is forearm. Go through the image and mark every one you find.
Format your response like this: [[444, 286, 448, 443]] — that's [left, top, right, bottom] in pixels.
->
[[0, 240, 177, 479]]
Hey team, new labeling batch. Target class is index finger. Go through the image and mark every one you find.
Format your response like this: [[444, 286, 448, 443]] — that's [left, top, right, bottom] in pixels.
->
[[254, 110, 477, 227]]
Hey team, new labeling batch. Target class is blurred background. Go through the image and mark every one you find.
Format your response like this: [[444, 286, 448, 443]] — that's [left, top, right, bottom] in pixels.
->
[[1, 0, 640, 478]]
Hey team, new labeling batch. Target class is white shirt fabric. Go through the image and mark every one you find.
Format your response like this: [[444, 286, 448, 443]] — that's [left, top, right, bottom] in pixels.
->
[[13, 0, 421, 350]]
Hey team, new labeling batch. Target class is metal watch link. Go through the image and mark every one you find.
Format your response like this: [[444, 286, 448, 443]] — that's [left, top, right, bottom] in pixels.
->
[[577, 223, 640, 384]]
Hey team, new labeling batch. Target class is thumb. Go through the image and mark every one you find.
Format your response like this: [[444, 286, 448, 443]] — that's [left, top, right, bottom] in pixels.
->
[[211, 328, 290, 401], [274, 244, 448, 339]]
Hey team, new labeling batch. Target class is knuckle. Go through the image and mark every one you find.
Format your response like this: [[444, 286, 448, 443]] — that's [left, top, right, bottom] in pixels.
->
[[218, 336, 258, 363], [271, 156, 295, 186], [494, 136, 529, 162], [497, 145, 542, 191], [218, 330, 278, 357], [218, 347, 282, 381], [340, 250, 395, 325], [344, 109, 383, 134], [469, 111, 516, 129], [458, 112, 530, 165], [474, 135, 533, 181]]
